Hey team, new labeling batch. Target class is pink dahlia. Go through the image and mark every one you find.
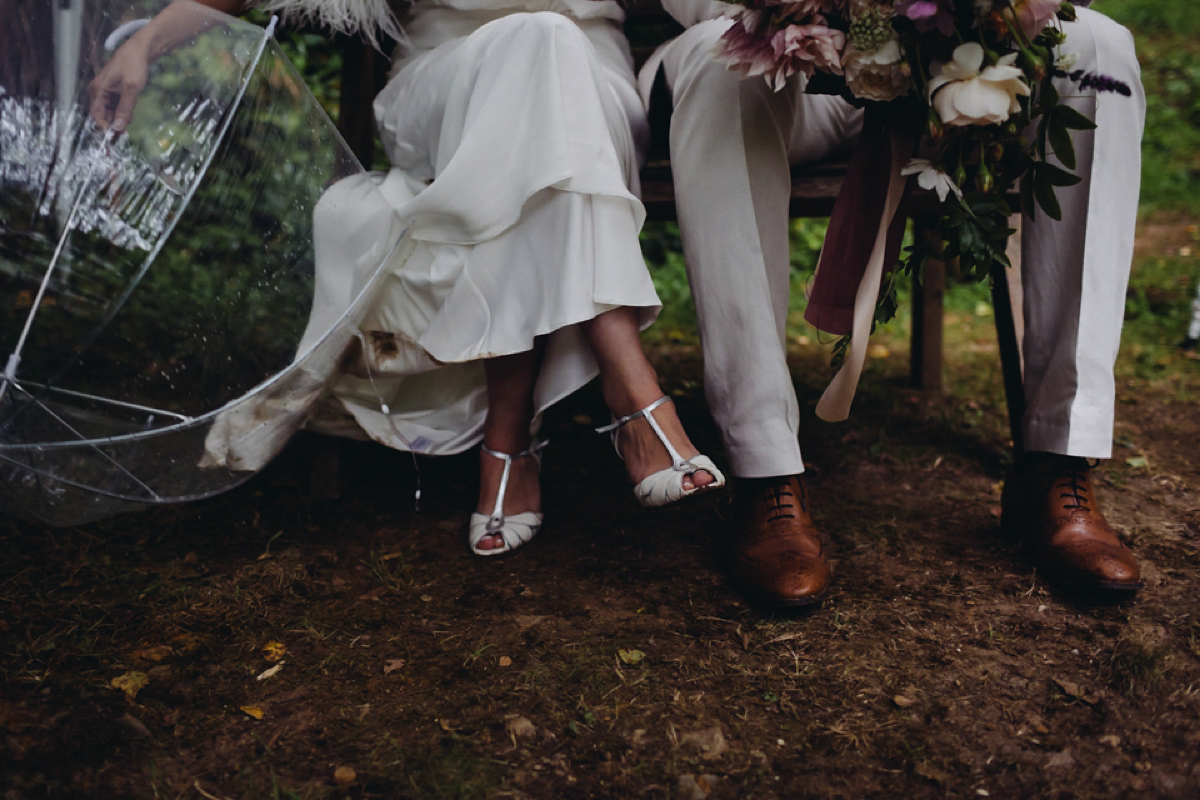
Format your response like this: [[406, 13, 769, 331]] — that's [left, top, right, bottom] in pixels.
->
[[895, 0, 956, 36]]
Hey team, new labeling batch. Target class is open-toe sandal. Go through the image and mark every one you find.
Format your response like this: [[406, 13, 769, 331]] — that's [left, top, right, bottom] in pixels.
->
[[596, 396, 726, 507], [468, 441, 546, 557]]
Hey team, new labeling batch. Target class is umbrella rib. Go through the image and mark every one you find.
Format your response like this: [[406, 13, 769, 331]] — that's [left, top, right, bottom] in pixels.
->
[[13, 381, 193, 423], [8, 383, 163, 501], [0, 132, 113, 401], [1, 18, 280, 432], [0, 450, 171, 505]]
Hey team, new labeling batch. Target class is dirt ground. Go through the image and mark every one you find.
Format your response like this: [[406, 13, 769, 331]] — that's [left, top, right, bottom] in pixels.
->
[[2, 301, 1199, 799]]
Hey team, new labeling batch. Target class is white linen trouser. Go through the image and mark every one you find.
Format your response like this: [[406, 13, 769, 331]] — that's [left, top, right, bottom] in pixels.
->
[[649, 9, 1144, 477]]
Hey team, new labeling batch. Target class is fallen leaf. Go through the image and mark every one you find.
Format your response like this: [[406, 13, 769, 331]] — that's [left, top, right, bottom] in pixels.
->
[[240, 705, 264, 720], [680, 726, 728, 761], [130, 645, 173, 663], [498, 656, 512, 667], [172, 633, 203, 655], [147, 665, 173, 681], [915, 761, 950, 785], [256, 662, 285, 682], [1125, 455, 1149, 469], [0, 703, 36, 735], [512, 615, 547, 631], [111, 671, 149, 700], [333, 766, 357, 786], [1099, 734, 1121, 747], [118, 713, 152, 738], [383, 659, 404, 675], [617, 648, 645, 665], [893, 695, 915, 708], [438, 718, 454, 731], [678, 774, 717, 800], [506, 715, 536, 740], [262, 641, 286, 662]]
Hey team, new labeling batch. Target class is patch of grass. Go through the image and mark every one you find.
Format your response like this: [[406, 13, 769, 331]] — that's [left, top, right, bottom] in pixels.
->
[[557, 643, 623, 704], [1103, 634, 1167, 695], [1119, 231, 1200, 385], [362, 547, 414, 594], [1093, 0, 1200, 212], [374, 738, 505, 800]]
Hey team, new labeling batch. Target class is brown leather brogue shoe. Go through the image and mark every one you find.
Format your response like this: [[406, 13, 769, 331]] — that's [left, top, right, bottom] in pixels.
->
[[729, 475, 830, 608], [1002, 453, 1141, 592]]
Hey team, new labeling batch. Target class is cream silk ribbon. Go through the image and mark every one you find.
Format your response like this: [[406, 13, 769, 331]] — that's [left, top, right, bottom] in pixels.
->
[[814, 131, 910, 422]]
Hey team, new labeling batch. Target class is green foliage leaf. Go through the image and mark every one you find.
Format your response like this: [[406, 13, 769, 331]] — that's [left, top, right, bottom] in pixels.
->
[[1047, 114, 1077, 170], [1033, 170, 1063, 220], [1053, 104, 1097, 131], [1038, 161, 1083, 187]]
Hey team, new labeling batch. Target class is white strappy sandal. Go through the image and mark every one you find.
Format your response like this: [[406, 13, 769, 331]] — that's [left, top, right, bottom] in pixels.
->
[[596, 396, 726, 507], [468, 441, 547, 557]]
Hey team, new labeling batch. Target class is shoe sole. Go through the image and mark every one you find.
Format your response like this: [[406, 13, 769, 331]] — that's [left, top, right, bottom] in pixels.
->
[[731, 581, 831, 610], [1049, 574, 1143, 594]]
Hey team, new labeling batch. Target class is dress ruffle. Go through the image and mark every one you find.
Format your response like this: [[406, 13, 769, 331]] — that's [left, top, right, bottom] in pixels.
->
[[306, 8, 658, 455]]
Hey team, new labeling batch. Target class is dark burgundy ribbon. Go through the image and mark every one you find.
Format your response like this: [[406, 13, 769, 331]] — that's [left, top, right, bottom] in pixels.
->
[[804, 105, 914, 336]]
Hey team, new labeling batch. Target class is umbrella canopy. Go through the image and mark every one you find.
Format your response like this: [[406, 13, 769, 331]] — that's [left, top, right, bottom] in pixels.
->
[[0, 0, 401, 525]]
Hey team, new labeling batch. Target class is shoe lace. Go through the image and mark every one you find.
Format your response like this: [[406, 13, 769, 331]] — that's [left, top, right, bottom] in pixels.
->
[[763, 480, 806, 523], [1055, 467, 1091, 512]]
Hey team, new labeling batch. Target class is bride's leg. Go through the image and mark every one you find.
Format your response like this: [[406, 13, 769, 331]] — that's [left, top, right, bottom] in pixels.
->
[[475, 343, 546, 552], [579, 308, 716, 491]]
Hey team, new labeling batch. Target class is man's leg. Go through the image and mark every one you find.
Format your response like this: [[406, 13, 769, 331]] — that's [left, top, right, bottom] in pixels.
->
[[650, 20, 857, 606], [659, 20, 802, 479], [1005, 8, 1146, 591]]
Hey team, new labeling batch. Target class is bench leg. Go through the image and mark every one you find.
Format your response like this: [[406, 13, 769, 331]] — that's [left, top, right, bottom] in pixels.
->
[[309, 434, 345, 501], [910, 217, 945, 390], [337, 34, 384, 166]]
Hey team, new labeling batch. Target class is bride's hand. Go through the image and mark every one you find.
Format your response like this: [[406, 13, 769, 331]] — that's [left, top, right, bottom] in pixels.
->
[[88, 38, 152, 133]]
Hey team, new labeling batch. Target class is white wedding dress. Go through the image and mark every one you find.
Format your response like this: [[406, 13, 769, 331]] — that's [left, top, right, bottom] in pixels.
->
[[304, 0, 659, 456]]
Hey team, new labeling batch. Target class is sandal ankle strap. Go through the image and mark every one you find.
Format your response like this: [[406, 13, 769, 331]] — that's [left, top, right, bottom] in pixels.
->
[[595, 396, 691, 472], [594, 395, 672, 434], [480, 440, 547, 530], [480, 439, 548, 463]]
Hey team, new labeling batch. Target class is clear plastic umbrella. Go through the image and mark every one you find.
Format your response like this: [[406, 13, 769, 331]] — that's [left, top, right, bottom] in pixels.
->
[[0, 0, 401, 525]]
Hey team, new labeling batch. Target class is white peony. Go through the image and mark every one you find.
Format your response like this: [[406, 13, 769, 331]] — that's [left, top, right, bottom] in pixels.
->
[[927, 42, 1030, 126], [900, 158, 963, 203], [844, 38, 910, 102]]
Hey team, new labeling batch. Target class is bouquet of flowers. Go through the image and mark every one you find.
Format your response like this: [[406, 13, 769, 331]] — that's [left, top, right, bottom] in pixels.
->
[[715, 0, 1131, 407]]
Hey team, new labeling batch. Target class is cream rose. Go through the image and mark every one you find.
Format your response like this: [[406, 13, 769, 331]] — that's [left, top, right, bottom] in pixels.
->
[[844, 38, 910, 102], [927, 42, 1030, 126]]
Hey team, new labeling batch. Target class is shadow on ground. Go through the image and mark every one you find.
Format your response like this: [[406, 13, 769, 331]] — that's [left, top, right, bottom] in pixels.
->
[[1, 338, 1198, 799]]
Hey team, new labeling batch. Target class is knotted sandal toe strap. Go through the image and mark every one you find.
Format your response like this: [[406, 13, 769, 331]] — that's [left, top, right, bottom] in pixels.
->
[[596, 396, 726, 508], [468, 440, 546, 557]]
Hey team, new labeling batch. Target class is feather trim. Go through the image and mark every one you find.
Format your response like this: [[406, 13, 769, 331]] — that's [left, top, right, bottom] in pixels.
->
[[248, 0, 403, 46]]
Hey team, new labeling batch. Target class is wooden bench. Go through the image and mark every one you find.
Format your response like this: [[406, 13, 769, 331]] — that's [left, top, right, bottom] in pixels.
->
[[312, 2, 1027, 495]]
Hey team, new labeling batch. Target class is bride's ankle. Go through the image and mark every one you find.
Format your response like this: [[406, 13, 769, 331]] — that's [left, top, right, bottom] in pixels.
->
[[601, 381, 666, 420]]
